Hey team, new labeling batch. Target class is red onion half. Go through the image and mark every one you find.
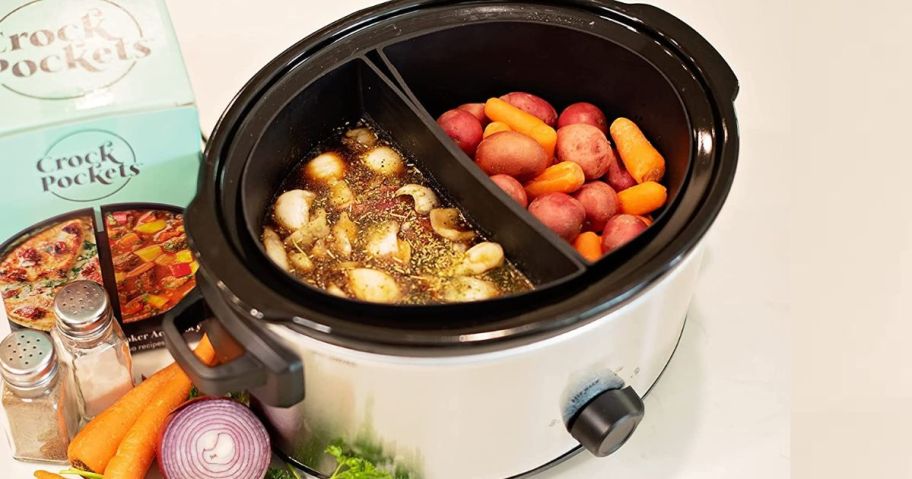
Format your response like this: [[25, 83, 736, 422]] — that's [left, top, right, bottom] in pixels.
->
[[157, 398, 271, 479]]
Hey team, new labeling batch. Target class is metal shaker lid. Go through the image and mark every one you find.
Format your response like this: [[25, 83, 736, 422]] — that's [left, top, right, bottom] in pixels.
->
[[53, 280, 112, 339], [0, 330, 57, 390]]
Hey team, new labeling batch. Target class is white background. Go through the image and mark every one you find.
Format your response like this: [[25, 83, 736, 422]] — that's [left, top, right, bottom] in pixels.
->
[[15, 0, 905, 477]]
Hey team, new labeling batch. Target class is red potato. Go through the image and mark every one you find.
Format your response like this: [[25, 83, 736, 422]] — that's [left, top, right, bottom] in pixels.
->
[[490, 174, 529, 208], [475, 131, 550, 181], [602, 214, 648, 253], [557, 102, 608, 134], [605, 149, 638, 191], [556, 124, 613, 180], [528, 193, 586, 242], [573, 182, 620, 232], [500, 92, 558, 127], [437, 109, 483, 156], [457, 103, 489, 125]]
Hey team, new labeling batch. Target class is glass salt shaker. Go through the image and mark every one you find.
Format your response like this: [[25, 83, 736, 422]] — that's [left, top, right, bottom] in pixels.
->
[[51, 281, 134, 425], [0, 330, 77, 463]]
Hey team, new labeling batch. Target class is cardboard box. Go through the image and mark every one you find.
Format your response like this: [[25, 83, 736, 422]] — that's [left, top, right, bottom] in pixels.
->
[[0, 0, 201, 351]]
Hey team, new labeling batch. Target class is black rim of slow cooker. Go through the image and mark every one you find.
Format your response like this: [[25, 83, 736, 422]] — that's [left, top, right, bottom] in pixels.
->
[[189, 0, 739, 353]]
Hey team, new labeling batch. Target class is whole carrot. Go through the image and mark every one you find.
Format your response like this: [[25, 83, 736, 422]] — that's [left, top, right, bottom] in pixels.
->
[[485, 98, 557, 159], [67, 336, 215, 473], [574, 232, 603, 262], [618, 181, 667, 216], [524, 161, 586, 198], [610, 118, 666, 184], [103, 375, 194, 479], [34, 472, 66, 479], [102, 337, 216, 479]]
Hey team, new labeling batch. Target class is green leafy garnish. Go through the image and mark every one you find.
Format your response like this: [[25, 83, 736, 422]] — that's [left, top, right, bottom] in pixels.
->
[[227, 390, 252, 407], [58, 469, 105, 479], [326, 445, 394, 479], [187, 387, 251, 404], [264, 463, 301, 479]]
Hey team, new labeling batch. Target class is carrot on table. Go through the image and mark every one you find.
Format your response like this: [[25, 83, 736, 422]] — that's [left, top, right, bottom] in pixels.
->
[[524, 161, 586, 198], [34, 472, 66, 479], [618, 181, 668, 216], [610, 118, 666, 184], [485, 98, 557, 158], [102, 337, 217, 479], [103, 375, 192, 479], [67, 336, 216, 473], [483, 121, 512, 138], [574, 232, 603, 262]]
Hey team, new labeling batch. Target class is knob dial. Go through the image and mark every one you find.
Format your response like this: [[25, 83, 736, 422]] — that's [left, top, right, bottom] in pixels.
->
[[567, 386, 644, 457]]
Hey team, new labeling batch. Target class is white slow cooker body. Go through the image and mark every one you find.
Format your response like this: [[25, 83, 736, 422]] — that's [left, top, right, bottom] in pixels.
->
[[259, 243, 705, 479]]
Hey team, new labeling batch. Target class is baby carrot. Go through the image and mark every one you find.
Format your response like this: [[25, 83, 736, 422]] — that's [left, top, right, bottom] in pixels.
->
[[68, 336, 216, 473], [574, 232, 603, 262], [524, 161, 586, 198], [34, 472, 66, 479], [483, 121, 512, 138], [618, 181, 668, 216], [485, 98, 557, 158], [610, 118, 666, 184], [102, 337, 217, 479]]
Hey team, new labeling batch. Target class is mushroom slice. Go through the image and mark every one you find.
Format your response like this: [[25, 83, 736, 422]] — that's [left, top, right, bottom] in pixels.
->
[[443, 277, 499, 303], [304, 152, 346, 184], [332, 212, 357, 258], [329, 181, 354, 210], [348, 268, 402, 303], [395, 184, 439, 215], [274, 189, 315, 232], [289, 251, 314, 273], [344, 128, 378, 149], [362, 146, 404, 176], [455, 242, 505, 276], [430, 208, 476, 242], [262, 227, 289, 271], [285, 208, 330, 250]]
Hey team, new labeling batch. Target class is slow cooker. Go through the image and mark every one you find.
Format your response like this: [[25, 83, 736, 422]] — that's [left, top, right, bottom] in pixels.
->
[[163, 1, 739, 478]]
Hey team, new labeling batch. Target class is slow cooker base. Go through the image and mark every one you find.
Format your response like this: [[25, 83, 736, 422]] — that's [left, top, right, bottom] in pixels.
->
[[277, 315, 689, 479]]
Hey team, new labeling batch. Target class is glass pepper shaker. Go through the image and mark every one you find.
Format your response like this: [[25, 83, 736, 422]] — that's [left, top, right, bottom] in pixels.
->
[[51, 281, 134, 425], [0, 330, 77, 463]]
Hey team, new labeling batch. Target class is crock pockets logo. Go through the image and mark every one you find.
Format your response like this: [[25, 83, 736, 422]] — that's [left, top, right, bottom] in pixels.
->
[[38, 129, 140, 202], [0, 0, 149, 100]]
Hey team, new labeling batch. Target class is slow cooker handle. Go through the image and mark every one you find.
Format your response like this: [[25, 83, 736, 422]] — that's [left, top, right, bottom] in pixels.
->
[[613, 1, 740, 101], [163, 291, 305, 407]]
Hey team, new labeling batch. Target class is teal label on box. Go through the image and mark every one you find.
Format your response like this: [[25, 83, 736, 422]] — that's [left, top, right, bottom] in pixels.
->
[[0, 0, 195, 135], [38, 129, 139, 202], [0, 106, 200, 241], [0, 0, 150, 100]]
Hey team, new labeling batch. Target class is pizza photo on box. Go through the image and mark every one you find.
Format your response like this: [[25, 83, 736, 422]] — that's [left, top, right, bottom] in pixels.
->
[[104, 208, 198, 323], [0, 214, 102, 331]]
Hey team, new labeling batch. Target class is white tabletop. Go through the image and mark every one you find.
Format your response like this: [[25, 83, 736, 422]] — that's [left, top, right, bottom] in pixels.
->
[[0, 1, 790, 477]]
